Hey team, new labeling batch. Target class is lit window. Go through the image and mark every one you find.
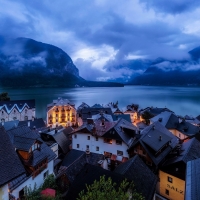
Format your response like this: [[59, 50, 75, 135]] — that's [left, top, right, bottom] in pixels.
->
[[96, 146, 99, 151], [168, 177, 173, 183], [117, 150, 123, 156], [104, 138, 112, 144], [116, 140, 122, 145], [74, 134, 77, 138], [165, 189, 169, 196], [77, 144, 79, 148], [87, 136, 90, 140]]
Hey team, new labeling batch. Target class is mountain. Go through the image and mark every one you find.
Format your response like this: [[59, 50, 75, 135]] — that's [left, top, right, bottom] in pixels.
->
[[129, 46, 200, 86], [0, 37, 123, 88]]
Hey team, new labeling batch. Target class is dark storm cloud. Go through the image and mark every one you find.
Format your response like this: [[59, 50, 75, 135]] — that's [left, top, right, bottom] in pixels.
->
[[0, 0, 200, 81], [140, 0, 200, 14]]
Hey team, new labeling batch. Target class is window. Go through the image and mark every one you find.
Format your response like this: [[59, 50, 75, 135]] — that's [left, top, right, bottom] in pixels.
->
[[74, 134, 77, 138], [87, 136, 90, 140], [77, 144, 79, 148], [25, 109, 27, 114], [104, 138, 112, 144], [56, 114, 58, 117], [24, 116, 28, 121], [96, 137, 98, 141], [165, 189, 169, 196], [116, 140, 122, 145], [13, 117, 17, 120], [86, 145, 89, 149], [168, 176, 173, 183], [56, 119, 58, 122], [142, 150, 146, 155], [1, 111, 3, 114], [43, 170, 49, 180], [117, 150, 123, 156], [96, 146, 99, 151]]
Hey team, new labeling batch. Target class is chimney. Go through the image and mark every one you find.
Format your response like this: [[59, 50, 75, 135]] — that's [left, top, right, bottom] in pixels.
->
[[159, 135, 162, 141], [87, 118, 94, 125], [28, 121, 30, 127]]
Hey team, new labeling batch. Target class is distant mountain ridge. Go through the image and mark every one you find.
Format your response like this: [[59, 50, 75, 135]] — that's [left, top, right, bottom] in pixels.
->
[[130, 46, 200, 86], [0, 37, 123, 88]]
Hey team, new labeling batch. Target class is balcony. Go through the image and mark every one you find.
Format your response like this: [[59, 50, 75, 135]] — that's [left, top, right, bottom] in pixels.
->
[[32, 162, 48, 179], [55, 109, 59, 113], [61, 109, 65, 112]]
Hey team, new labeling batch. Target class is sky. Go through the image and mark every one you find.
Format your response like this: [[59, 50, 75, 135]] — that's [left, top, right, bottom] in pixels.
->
[[0, 0, 200, 81]]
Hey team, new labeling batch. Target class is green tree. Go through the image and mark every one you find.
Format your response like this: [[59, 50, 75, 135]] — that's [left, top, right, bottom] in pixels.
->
[[77, 176, 144, 200], [0, 92, 10, 101], [141, 111, 153, 125]]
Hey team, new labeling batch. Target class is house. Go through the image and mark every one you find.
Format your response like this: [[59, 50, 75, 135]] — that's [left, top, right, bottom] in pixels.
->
[[150, 111, 200, 140], [113, 108, 124, 115], [124, 105, 138, 124], [0, 99, 35, 122], [0, 127, 25, 200], [157, 138, 200, 200], [40, 127, 71, 157], [185, 158, 200, 200], [65, 163, 132, 200], [71, 118, 137, 169], [18, 118, 46, 130], [0, 120, 19, 131], [77, 107, 113, 123], [139, 107, 173, 121], [128, 122, 179, 171], [114, 155, 157, 200], [6, 126, 56, 199], [46, 97, 77, 127], [56, 149, 104, 191]]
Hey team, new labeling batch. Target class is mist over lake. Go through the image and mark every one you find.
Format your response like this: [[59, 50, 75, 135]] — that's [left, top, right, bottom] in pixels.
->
[[1, 86, 200, 120]]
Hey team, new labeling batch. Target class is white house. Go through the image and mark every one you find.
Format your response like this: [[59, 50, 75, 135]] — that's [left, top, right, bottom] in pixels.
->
[[0, 99, 35, 123], [6, 126, 56, 199], [71, 118, 137, 162]]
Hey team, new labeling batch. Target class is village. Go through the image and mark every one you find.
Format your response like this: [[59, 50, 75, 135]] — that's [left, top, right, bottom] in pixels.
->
[[0, 97, 200, 200]]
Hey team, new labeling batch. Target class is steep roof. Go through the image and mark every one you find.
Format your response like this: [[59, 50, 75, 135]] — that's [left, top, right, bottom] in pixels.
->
[[150, 111, 179, 129], [79, 107, 113, 122], [6, 126, 56, 166], [91, 104, 103, 108], [0, 99, 35, 114], [112, 114, 131, 123], [0, 127, 25, 187], [114, 155, 157, 200], [140, 107, 173, 117], [47, 97, 75, 110], [92, 113, 113, 122], [176, 120, 200, 137], [139, 122, 178, 166], [18, 118, 46, 130], [58, 150, 104, 183], [163, 138, 200, 166], [0, 120, 19, 131], [65, 164, 128, 200]]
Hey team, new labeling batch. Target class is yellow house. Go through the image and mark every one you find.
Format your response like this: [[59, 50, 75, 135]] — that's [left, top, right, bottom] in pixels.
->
[[47, 98, 77, 127], [158, 170, 185, 200]]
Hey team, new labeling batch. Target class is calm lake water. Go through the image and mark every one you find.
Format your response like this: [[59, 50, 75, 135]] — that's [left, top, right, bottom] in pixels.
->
[[0, 86, 200, 119]]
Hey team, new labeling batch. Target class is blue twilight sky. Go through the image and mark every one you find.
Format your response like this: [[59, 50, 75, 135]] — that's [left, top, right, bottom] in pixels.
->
[[0, 0, 200, 81]]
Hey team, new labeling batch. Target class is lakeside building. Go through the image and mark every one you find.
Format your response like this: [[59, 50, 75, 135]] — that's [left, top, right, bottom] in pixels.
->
[[0, 99, 35, 123], [156, 138, 200, 200], [128, 122, 179, 171], [5, 126, 56, 199], [47, 98, 77, 127], [71, 118, 137, 168], [150, 111, 200, 140]]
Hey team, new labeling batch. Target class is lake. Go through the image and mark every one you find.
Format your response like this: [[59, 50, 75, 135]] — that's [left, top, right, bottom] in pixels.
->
[[0, 86, 200, 119]]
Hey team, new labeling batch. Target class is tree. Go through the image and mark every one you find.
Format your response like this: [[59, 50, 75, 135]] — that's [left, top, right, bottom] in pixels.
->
[[77, 176, 144, 200], [141, 111, 153, 125], [0, 92, 10, 101]]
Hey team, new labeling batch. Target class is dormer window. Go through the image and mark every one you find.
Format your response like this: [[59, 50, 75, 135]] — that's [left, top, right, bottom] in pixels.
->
[[30, 143, 41, 152]]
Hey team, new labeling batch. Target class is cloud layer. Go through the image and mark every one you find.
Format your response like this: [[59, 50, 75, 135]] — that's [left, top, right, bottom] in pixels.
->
[[0, 0, 200, 80]]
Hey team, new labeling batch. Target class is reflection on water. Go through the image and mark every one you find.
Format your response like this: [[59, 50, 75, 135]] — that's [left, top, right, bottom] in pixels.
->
[[0, 86, 200, 119]]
